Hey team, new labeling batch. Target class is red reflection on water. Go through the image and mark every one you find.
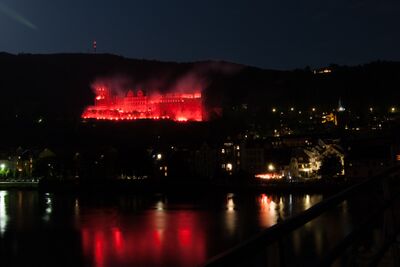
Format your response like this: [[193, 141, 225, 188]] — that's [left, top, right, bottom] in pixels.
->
[[112, 227, 124, 254], [178, 229, 191, 246], [94, 231, 105, 267], [260, 194, 271, 209], [153, 229, 163, 246], [79, 210, 206, 267], [81, 228, 90, 255]]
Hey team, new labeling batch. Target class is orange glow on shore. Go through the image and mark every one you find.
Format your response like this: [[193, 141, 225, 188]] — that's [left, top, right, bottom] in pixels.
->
[[82, 86, 204, 122], [255, 172, 283, 180], [176, 117, 188, 122]]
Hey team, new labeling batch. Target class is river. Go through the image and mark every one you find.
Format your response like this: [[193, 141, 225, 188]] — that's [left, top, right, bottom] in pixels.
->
[[0, 190, 324, 267]]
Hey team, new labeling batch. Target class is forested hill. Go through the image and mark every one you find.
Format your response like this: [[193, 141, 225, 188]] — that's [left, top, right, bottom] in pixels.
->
[[0, 52, 399, 121]]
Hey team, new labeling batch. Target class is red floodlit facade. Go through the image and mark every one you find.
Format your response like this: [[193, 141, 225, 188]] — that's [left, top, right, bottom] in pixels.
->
[[82, 86, 204, 122]]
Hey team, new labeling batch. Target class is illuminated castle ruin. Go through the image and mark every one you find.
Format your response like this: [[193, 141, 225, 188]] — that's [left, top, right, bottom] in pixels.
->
[[82, 86, 204, 122]]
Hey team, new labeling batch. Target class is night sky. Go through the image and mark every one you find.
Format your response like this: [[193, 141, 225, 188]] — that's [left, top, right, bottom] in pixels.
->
[[1, 0, 399, 69]]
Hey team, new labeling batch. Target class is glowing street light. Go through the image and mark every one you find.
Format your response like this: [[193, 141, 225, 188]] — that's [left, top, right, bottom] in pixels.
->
[[156, 154, 162, 160], [267, 163, 275, 171], [272, 108, 277, 113], [391, 107, 396, 113], [226, 163, 233, 171], [312, 107, 316, 112], [0, 163, 5, 171]]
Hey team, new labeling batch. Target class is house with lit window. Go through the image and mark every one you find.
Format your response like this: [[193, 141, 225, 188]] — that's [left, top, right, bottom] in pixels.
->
[[284, 139, 344, 179], [220, 140, 241, 175]]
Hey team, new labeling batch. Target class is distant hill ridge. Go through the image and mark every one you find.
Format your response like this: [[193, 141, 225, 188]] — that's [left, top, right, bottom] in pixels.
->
[[0, 52, 399, 120]]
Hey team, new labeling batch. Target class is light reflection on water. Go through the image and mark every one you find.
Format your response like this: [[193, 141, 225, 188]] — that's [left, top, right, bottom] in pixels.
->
[[225, 193, 237, 236], [0, 191, 325, 267], [43, 192, 52, 222], [258, 194, 278, 228], [0, 191, 8, 235]]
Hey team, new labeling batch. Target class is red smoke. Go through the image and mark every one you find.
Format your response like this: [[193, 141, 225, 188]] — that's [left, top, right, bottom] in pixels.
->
[[81, 61, 243, 122]]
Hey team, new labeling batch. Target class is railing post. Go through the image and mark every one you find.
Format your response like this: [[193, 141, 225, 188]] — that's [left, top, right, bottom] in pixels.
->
[[382, 174, 400, 266], [275, 214, 285, 267]]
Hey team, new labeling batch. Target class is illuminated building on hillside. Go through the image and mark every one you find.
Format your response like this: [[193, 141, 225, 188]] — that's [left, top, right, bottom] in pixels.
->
[[82, 86, 204, 122]]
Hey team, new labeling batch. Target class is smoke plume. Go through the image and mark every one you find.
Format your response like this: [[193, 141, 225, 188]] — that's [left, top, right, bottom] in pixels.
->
[[91, 61, 242, 97]]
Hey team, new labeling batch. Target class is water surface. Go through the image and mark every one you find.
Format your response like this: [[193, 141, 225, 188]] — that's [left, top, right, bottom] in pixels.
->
[[0, 190, 323, 267]]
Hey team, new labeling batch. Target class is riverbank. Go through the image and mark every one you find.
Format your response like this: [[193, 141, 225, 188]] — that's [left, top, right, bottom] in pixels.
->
[[34, 178, 354, 194], [0, 181, 39, 189]]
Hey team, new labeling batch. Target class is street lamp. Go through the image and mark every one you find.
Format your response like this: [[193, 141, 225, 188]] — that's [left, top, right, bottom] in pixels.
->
[[268, 163, 275, 172]]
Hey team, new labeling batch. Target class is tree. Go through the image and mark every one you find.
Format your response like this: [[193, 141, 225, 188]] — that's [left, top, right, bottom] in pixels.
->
[[319, 154, 343, 178]]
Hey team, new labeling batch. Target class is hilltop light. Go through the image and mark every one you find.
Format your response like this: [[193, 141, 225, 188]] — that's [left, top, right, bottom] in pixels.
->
[[391, 107, 396, 113], [272, 108, 277, 113], [369, 107, 373, 112], [312, 107, 316, 112], [290, 107, 294, 111]]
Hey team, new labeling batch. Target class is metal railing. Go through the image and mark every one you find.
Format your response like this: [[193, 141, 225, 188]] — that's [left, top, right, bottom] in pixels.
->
[[202, 165, 400, 267]]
